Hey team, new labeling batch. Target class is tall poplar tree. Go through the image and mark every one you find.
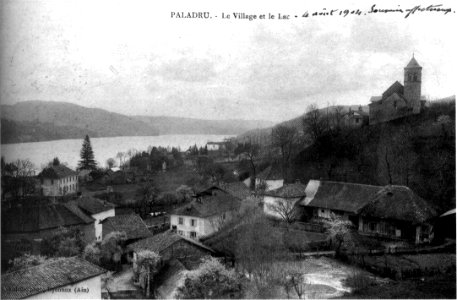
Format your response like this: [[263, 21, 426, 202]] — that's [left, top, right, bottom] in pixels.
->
[[78, 135, 97, 170]]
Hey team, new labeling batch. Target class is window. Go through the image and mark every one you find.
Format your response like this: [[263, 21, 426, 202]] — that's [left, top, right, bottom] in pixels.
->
[[369, 223, 376, 231], [178, 230, 183, 236], [190, 232, 197, 238], [191, 219, 196, 226], [171, 225, 177, 232], [178, 217, 183, 225]]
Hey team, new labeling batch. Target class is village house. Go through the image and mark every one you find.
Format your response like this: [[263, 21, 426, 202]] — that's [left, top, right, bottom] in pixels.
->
[[1, 256, 106, 299], [369, 55, 426, 125], [39, 164, 79, 197], [170, 189, 241, 239], [69, 196, 116, 241], [343, 106, 369, 127], [199, 181, 251, 201], [262, 181, 308, 221], [101, 214, 151, 244], [300, 180, 382, 224], [1, 202, 95, 248], [206, 141, 226, 151], [128, 230, 214, 272], [358, 185, 437, 244], [255, 165, 284, 191], [301, 179, 437, 244]]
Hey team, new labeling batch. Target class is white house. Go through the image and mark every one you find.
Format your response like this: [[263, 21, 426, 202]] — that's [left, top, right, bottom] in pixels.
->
[[1, 257, 106, 299], [262, 182, 307, 221], [170, 189, 241, 239], [255, 165, 284, 191], [206, 141, 225, 151], [70, 196, 116, 241], [39, 164, 78, 197]]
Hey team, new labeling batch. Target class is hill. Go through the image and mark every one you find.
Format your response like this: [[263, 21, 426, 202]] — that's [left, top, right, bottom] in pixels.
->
[[1, 101, 273, 144], [292, 99, 456, 213], [236, 105, 368, 144], [1, 101, 159, 143], [135, 115, 273, 135]]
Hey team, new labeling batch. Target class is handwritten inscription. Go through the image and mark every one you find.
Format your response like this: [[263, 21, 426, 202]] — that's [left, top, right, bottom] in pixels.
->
[[170, 4, 454, 21]]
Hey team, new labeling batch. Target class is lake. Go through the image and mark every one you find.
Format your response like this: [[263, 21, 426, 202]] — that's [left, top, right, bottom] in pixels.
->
[[1, 135, 232, 170]]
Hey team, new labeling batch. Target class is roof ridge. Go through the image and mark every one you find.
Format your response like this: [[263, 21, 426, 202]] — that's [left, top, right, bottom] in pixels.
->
[[314, 179, 383, 189]]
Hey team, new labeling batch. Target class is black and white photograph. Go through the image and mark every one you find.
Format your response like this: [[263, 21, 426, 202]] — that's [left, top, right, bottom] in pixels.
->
[[0, 0, 456, 299]]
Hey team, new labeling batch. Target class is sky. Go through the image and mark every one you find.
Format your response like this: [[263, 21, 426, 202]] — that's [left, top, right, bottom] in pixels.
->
[[1, 0, 456, 122]]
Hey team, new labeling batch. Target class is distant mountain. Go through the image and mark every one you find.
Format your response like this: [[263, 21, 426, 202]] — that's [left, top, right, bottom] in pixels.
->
[[1, 119, 99, 144], [135, 115, 274, 135], [1, 101, 273, 144]]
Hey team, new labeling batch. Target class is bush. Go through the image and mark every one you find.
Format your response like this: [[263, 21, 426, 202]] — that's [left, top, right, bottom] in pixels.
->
[[344, 271, 376, 294], [176, 257, 242, 299]]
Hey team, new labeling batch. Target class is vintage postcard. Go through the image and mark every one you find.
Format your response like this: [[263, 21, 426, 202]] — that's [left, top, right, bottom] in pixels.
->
[[1, 0, 455, 299]]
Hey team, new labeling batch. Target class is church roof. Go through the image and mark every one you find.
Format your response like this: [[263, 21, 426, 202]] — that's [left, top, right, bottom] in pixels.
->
[[405, 56, 421, 68]]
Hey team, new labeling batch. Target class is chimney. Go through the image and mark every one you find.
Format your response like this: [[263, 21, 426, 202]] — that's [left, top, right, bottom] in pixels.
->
[[358, 105, 363, 112]]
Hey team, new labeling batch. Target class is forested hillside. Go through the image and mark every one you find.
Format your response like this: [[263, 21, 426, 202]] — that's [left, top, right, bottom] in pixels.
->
[[292, 100, 456, 213]]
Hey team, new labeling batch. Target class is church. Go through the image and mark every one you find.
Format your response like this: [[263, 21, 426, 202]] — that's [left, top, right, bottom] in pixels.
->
[[369, 56, 426, 125]]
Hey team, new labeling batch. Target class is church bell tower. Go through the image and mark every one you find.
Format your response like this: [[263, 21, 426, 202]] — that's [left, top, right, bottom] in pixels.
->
[[404, 55, 422, 113]]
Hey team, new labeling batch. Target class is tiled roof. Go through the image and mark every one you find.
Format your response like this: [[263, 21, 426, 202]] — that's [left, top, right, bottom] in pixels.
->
[[257, 165, 283, 181], [1, 257, 106, 299], [301, 180, 382, 213], [128, 230, 214, 254], [218, 182, 251, 200], [360, 185, 436, 223], [264, 182, 308, 198], [173, 191, 241, 218], [39, 164, 77, 179], [382, 81, 404, 100], [2, 203, 94, 233], [102, 214, 151, 240], [71, 196, 116, 215]]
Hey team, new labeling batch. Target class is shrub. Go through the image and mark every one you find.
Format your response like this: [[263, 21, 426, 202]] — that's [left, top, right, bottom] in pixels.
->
[[344, 271, 376, 294]]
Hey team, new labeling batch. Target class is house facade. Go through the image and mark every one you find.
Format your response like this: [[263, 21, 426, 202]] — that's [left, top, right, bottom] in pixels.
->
[[300, 180, 382, 224], [369, 56, 425, 125], [262, 182, 307, 221], [343, 107, 369, 128], [300, 180, 437, 244], [39, 164, 78, 197], [358, 185, 437, 244], [70, 196, 116, 241], [170, 189, 241, 239], [1, 257, 106, 299]]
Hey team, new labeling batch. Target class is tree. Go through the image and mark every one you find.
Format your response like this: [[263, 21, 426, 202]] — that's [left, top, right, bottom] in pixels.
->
[[267, 199, 299, 224], [303, 104, 327, 142], [271, 125, 299, 180], [2, 158, 36, 201], [235, 143, 260, 189], [100, 231, 127, 271], [323, 213, 354, 256], [41, 227, 85, 257], [106, 158, 116, 169], [136, 250, 161, 298], [176, 185, 193, 201], [78, 135, 97, 170], [116, 152, 125, 169], [176, 256, 242, 299]]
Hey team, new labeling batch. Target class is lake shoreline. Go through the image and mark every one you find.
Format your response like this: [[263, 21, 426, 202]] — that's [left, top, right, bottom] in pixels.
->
[[1, 134, 233, 169]]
